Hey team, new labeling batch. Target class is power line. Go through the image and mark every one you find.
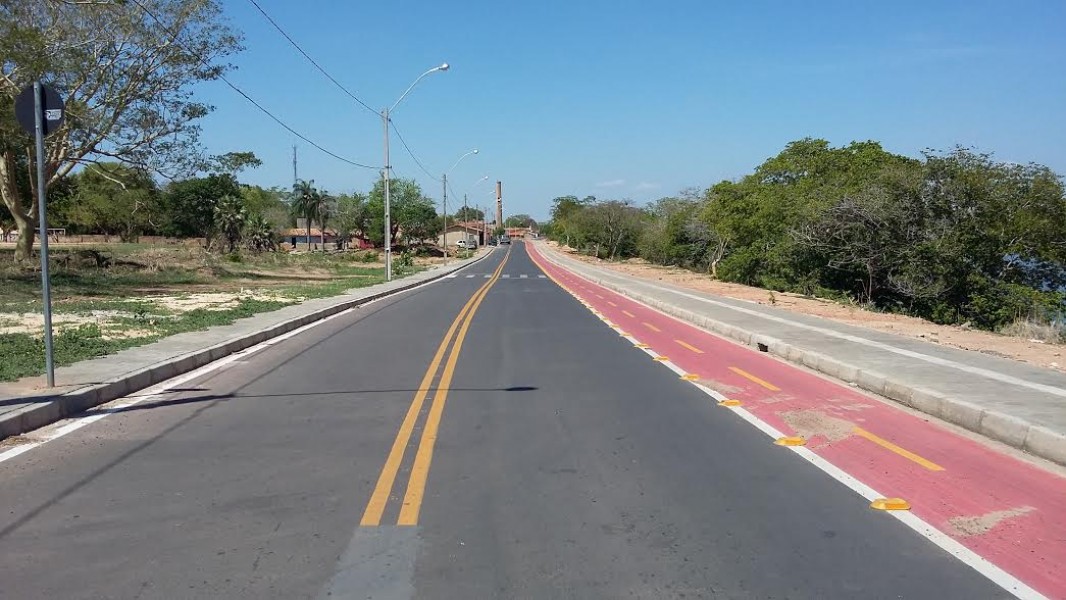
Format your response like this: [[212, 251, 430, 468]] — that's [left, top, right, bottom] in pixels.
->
[[244, 0, 379, 117], [128, 0, 378, 170], [390, 119, 438, 180]]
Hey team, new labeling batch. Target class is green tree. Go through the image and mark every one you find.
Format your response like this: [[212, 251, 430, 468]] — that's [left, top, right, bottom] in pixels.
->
[[160, 173, 241, 240], [334, 192, 371, 247], [240, 185, 290, 230], [211, 151, 262, 176], [214, 194, 246, 252], [504, 213, 536, 228], [366, 177, 436, 247], [0, 0, 242, 261], [453, 206, 484, 222], [291, 179, 331, 251], [401, 201, 441, 244], [65, 163, 160, 241], [547, 195, 591, 247], [574, 200, 644, 260], [244, 213, 276, 252]]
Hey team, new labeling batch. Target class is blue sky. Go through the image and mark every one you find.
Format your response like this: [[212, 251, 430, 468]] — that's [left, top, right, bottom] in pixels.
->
[[196, 0, 1066, 221]]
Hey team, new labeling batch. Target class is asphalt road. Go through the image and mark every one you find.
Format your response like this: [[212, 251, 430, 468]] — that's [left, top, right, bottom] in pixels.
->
[[0, 241, 1008, 599]]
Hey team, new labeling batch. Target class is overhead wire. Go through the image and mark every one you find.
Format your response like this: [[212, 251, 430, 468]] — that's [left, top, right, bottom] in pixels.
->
[[244, 0, 379, 117], [389, 119, 439, 181], [128, 0, 378, 170]]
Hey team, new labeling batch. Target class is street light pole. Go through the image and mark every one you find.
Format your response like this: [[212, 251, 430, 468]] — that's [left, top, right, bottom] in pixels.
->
[[382, 106, 392, 280], [440, 149, 478, 262], [442, 172, 448, 266], [382, 62, 449, 281]]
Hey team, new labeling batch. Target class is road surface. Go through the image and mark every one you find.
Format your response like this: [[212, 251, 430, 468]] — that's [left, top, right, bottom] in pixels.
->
[[0, 242, 1029, 598]]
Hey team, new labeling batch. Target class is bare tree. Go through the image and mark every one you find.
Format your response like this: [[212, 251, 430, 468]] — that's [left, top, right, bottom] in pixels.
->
[[0, 0, 242, 261]]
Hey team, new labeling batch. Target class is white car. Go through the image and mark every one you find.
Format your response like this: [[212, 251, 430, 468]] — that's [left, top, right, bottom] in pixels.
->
[[456, 239, 476, 249]]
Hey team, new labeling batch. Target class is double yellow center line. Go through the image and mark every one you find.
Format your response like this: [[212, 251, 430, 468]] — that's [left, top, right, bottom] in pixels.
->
[[360, 247, 511, 526]]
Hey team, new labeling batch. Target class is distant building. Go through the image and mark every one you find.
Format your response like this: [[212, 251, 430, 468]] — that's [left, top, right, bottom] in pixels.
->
[[438, 221, 487, 247], [505, 226, 532, 239], [281, 226, 337, 248]]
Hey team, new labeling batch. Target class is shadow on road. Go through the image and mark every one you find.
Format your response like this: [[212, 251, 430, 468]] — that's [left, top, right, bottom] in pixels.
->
[[108, 386, 540, 414]]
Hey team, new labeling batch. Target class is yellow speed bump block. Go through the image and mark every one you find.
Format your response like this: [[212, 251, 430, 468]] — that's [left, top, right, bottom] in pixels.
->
[[870, 497, 911, 511], [717, 399, 742, 407], [653, 356, 670, 362], [681, 374, 700, 381], [774, 436, 807, 446], [634, 343, 651, 349]]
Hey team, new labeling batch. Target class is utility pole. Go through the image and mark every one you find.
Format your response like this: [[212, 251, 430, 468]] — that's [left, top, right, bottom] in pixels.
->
[[383, 107, 392, 281], [495, 180, 503, 237], [442, 172, 448, 266]]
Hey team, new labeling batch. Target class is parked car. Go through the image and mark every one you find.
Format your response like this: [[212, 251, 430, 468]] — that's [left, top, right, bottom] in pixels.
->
[[456, 239, 473, 249], [499, 236, 511, 245]]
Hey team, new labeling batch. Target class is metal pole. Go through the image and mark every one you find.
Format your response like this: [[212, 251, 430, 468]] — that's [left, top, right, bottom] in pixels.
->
[[442, 173, 448, 266], [463, 193, 469, 245], [383, 107, 392, 281], [33, 82, 55, 387]]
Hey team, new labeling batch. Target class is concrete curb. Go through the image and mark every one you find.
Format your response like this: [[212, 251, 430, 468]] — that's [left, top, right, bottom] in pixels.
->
[[536, 243, 1066, 467], [0, 251, 492, 441]]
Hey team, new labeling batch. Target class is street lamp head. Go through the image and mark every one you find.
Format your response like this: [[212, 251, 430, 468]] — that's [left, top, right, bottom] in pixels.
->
[[439, 62, 450, 71], [472, 149, 479, 154]]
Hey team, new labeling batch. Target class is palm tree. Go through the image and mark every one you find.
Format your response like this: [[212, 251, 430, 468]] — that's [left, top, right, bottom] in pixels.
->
[[291, 180, 330, 251], [214, 194, 247, 253], [318, 193, 334, 249], [244, 214, 277, 252]]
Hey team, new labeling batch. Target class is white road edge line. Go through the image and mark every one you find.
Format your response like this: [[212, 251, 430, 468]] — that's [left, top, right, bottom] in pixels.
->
[[0, 258, 489, 466], [682, 358, 1045, 599]]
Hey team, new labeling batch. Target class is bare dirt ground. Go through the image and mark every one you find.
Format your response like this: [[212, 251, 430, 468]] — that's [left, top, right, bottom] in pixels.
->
[[545, 241, 1065, 373]]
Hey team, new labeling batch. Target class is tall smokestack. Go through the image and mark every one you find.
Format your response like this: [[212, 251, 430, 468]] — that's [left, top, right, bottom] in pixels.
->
[[495, 181, 503, 230]]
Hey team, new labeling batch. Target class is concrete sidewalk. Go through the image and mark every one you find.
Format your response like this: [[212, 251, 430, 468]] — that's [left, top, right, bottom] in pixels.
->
[[0, 249, 492, 440], [537, 243, 1066, 466]]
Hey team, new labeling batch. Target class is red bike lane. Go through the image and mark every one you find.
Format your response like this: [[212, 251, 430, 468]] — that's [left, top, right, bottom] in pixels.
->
[[528, 243, 1066, 599]]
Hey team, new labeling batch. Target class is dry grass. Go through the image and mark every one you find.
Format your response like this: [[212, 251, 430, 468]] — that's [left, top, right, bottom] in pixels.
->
[[999, 318, 1066, 344]]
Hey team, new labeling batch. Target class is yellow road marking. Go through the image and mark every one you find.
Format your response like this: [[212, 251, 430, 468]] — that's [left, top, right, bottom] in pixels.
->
[[622, 310, 635, 318], [675, 339, 704, 354], [360, 249, 510, 526], [398, 262, 504, 524], [853, 427, 945, 471], [728, 366, 781, 391], [642, 322, 661, 332]]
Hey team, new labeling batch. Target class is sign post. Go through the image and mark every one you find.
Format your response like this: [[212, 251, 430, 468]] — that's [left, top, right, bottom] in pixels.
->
[[15, 82, 65, 387]]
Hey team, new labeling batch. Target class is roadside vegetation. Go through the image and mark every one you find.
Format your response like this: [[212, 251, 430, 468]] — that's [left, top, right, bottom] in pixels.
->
[[0, 245, 425, 382], [544, 139, 1066, 340]]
